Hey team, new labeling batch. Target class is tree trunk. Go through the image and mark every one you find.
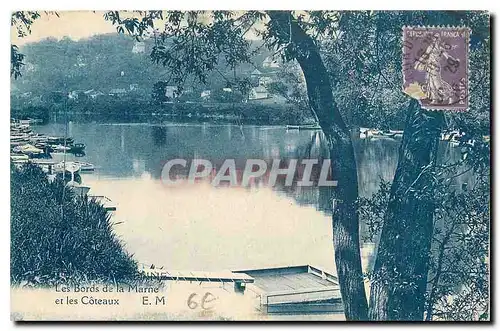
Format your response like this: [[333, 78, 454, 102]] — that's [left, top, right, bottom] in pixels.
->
[[267, 11, 368, 320], [368, 99, 444, 320]]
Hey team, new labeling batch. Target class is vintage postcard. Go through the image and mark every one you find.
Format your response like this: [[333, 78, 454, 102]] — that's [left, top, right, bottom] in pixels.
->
[[10, 10, 490, 321]]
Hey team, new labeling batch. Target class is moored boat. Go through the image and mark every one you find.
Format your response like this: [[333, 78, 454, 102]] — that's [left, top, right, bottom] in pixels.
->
[[47, 137, 74, 145], [51, 144, 72, 153], [69, 143, 86, 153], [76, 161, 95, 172], [53, 161, 81, 174], [10, 154, 29, 162], [286, 124, 322, 131], [12, 144, 44, 156]]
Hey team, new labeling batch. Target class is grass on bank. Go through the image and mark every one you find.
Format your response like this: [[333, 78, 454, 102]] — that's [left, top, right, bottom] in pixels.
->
[[11, 163, 139, 285]]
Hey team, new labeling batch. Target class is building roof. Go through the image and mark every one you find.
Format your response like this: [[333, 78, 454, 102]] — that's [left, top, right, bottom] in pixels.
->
[[251, 69, 263, 76], [110, 88, 127, 94], [253, 86, 268, 93]]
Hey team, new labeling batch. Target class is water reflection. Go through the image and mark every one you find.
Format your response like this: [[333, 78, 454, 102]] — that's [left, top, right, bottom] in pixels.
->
[[37, 122, 472, 217], [35, 123, 472, 272]]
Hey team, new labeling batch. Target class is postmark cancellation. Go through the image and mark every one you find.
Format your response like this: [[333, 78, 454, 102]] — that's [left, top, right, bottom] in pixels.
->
[[402, 26, 470, 111]]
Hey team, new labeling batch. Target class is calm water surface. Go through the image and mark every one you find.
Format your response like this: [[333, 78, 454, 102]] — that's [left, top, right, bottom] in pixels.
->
[[35, 122, 470, 274]]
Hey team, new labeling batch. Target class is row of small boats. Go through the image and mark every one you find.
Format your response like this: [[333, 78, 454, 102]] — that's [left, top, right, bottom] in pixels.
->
[[11, 120, 95, 174], [286, 124, 489, 147], [11, 122, 86, 157], [360, 128, 489, 147], [10, 119, 113, 205], [285, 125, 405, 139]]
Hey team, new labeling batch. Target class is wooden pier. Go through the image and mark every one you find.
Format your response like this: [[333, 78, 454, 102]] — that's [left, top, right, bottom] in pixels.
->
[[139, 268, 254, 284]]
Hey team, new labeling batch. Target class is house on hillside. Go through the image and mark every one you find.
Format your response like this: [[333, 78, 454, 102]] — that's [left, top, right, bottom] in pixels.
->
[[165, 86, 179, 99], [132, 42, 146, 54], [129, 84, 139, 91], [109, 88, 127, 97], [249, 86, 269, 100], [84, 89, 105, 100], [90, 91, 105, 99], [250, 69, 263, 78], [83, 89, 94, 99], [262, 56, 281, 68], [68, 91, 79, 99], [201, 90, 211, 101], [259, 76, 273, 87]]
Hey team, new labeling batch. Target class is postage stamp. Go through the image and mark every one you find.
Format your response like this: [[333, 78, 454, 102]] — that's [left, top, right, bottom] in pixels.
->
[[402, 26, 470, 111]]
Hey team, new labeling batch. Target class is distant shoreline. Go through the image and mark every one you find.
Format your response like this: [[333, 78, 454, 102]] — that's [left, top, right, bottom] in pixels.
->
[[11, 100, 314, 126]]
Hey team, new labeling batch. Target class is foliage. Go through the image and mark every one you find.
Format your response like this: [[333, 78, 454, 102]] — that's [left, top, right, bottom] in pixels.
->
[[11, 97, 306, 125], [359, 138, 490, 321], [12, 33, 277, 106], [266, 61, 310, 110], [425, 167, 489, 321], [11, 11, 53, 78], [13, 34, 167, 94], [105, 11, 261, 87], [151, 81, 169, 103], [211, 89, 243, 103], [10, 105, 50, 123], [358, 180, 391, 243], [11, 45, 25, 79], [11, 11, 41, 38], [11, 163, 138, 285], [102, 10, 490, 321], [322, 11, 490, 130]]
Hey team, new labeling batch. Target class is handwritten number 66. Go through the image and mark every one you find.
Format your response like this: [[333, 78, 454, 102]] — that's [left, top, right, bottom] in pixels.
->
[[187, 292, 217, 310]]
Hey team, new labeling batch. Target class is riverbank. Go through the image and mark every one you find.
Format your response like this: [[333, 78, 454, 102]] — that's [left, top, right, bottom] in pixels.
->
[[10, 163, 139, 285], [11, 99, 313, 126]]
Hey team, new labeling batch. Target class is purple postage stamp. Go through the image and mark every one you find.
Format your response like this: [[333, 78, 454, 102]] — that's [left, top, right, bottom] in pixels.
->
[[402, 26, 470, 111]]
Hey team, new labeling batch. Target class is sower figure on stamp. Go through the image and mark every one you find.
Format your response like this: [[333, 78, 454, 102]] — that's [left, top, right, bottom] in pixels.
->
[[414, 33, 459, 105]]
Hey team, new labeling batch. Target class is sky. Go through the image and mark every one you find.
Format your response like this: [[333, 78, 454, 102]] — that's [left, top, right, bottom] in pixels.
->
[[10, 11, 263, 46], [11, 11, 125, 46]]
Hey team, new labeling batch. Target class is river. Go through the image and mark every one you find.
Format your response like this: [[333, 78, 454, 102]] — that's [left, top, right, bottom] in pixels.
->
[[35, 122, 471, 275]]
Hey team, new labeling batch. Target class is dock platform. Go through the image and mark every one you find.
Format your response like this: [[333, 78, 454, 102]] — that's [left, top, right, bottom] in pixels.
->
[[234, 265, 343, 314]]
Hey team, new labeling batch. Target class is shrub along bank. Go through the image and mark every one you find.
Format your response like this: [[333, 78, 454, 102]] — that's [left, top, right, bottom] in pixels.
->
[[11, 163, 138, 285]]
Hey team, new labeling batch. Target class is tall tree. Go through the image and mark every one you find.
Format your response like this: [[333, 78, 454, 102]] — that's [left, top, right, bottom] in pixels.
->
[[266, 11, 369, 319], [368, 100, 444, 320]]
